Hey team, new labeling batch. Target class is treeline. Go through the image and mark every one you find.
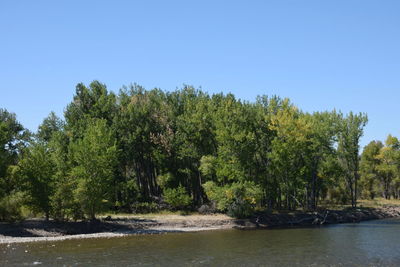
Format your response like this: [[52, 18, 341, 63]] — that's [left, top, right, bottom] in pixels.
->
[[0, 81, 370, 221]]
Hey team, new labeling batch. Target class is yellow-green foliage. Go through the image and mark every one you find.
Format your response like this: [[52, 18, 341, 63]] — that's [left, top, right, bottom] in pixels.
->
[[203, 181, 262, 217]]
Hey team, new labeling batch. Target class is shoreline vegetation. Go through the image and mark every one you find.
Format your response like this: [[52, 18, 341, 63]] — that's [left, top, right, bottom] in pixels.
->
[[3, 81, 400, 244], [2, 203, 400, 244]]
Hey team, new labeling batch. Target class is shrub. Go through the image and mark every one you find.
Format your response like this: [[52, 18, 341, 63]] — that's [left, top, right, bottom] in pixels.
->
[[0, 192, 24, 222], [227, 198, 254, 218], [163, 186, 191, 210], [203, 181, 262, 218], [202, 181, 230, 210]]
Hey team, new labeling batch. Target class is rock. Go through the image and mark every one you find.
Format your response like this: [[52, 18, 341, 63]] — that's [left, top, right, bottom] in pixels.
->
[[232, 220, 258, 230]]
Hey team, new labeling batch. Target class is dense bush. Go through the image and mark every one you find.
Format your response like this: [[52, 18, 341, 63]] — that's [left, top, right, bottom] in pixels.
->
[[227, 198, 254, 218], [203, 181, 262, 218], [0, 192, 24, 222], [163, 186, 192, 210]]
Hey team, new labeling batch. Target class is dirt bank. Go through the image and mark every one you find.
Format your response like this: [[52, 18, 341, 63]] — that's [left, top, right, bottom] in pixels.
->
[[1, 206, 400, 244]]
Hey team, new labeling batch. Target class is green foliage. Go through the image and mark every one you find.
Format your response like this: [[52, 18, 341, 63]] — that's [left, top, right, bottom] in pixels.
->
[[360, 136, 400, 200], [50, 179, 75, 221], [18, 142, 55, 219], [0, 109, 28, 198], [338, 112, 368, 207], [199, 155, 217, 179], [202, 181, 229, 210], [360, 141, 383, 199], [203, 181, 262, 218], [37, 112, 64, 142], [48, 130, 74, 220], [70, 118, 117, 219], [1, 82, 378, 221], [163, 186, 192, 210], [157, 173, 174, 190], [0, 192, 24, 222]]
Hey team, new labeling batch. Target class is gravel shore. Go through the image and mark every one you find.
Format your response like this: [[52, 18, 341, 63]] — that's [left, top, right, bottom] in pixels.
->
[[0, 214, 235, 244]]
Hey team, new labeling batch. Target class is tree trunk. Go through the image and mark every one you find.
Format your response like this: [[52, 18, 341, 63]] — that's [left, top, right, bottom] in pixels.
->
[[353, 169, 358, 208], [310, 169, 317, 210]]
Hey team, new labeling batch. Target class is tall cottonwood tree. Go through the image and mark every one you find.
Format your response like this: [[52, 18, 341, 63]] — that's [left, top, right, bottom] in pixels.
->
[[338, 112, 368, 208], [70, 119, 117, 219]]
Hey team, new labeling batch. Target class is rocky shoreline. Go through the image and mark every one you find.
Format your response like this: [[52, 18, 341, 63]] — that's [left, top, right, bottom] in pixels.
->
[[235, 205, 400, 229], [1, 206, 399, 244]]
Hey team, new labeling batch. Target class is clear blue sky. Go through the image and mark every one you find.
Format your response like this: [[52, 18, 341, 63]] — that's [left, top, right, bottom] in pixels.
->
[[1, 0, 399, 148]]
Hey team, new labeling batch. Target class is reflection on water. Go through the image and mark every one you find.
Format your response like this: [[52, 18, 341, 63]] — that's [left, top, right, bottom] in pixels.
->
[[1, 218, 400, 266]]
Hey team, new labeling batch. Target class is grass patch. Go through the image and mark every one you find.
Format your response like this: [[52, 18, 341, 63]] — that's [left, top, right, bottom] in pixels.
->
[[358, 198, 400, 208], [99, 210, 201, 219]]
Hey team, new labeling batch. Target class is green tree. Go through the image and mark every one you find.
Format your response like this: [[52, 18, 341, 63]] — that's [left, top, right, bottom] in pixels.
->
[[338, 112, 368, 207], [48, 130, 75, 220], [64, 81, 117, 140], [269, 103, 310, 210], [115, 86, 169, 202], [37, 112, 64, 142], [0, 109, 28, 198], [360, 140, 383, 199], [302, 111, 340, 210], [375, 135, 400, 199], [18, 142, 55, 220], [70, 119, 117, 220]]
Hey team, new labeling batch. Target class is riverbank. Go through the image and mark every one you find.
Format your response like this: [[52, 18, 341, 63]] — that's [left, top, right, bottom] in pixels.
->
[[0, 214, 236, 244], [239, 205, 400, 229], [1, 206, 400, 244]]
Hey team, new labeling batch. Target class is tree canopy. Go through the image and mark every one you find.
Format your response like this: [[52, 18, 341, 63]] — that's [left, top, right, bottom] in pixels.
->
[[0, 81, 379, 220]]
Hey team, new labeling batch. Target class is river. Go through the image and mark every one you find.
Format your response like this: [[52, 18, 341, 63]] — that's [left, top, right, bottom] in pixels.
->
[[1, 218, 400, 266]]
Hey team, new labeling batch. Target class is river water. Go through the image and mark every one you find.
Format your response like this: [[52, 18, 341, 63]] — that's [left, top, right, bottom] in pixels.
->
[[1, 218, 400, 266]]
